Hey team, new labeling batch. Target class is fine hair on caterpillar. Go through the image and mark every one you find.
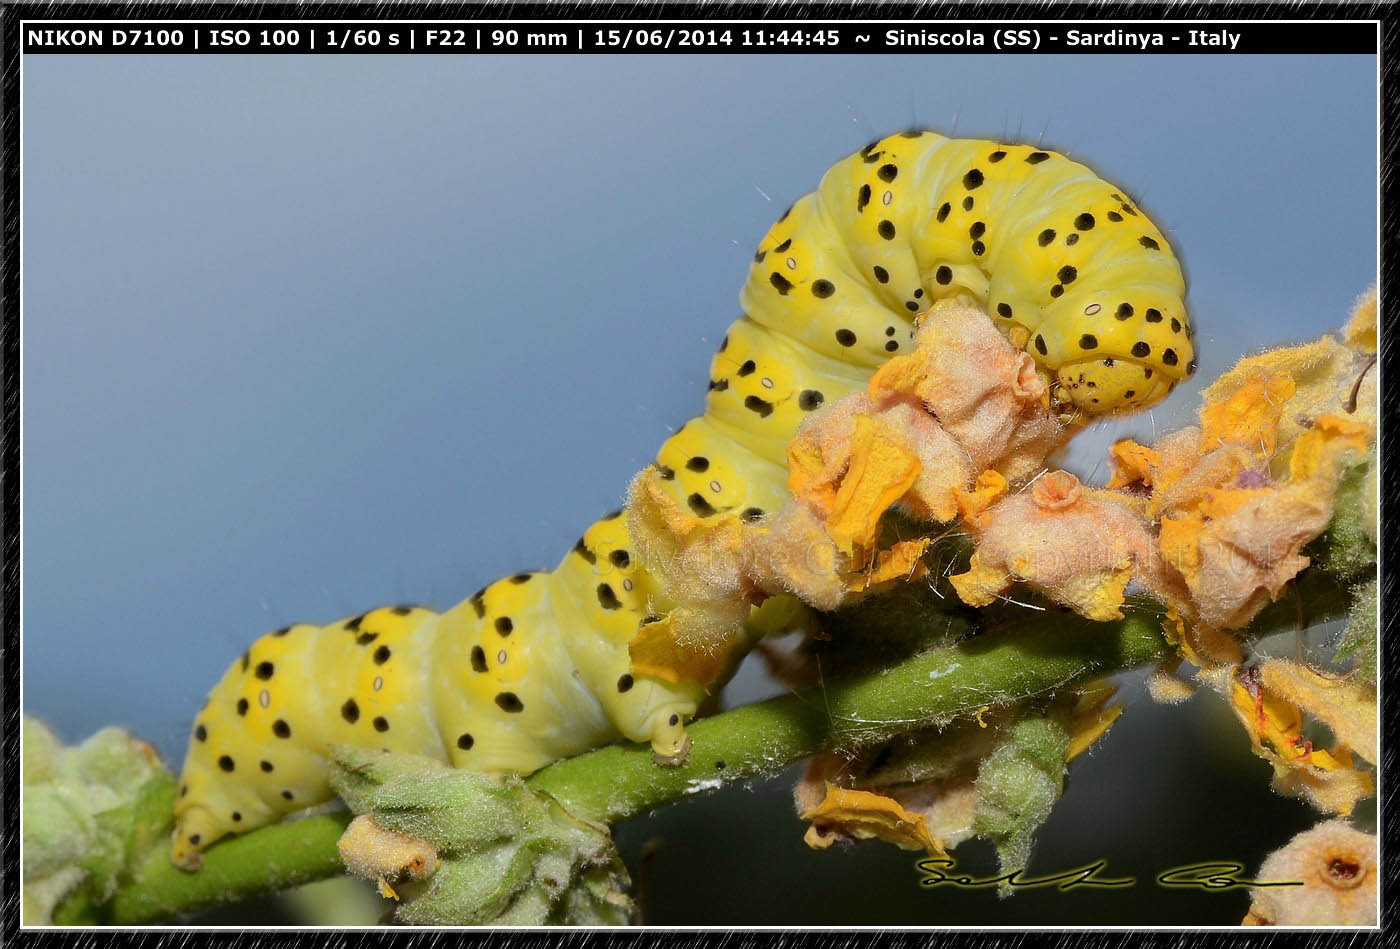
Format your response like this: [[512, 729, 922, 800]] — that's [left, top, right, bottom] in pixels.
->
[[172, 128, 1193, 870]]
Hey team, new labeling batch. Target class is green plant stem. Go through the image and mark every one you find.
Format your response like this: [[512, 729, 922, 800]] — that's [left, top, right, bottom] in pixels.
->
[[96, 814, 354, 925], [536, 567, 1352, 824], [531, 606, 1169, 823], [86, 567, 1352, 924]]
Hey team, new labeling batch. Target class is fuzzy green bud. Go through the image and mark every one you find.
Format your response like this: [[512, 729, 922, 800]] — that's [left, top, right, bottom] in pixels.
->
[[328, 747, 633, 925], [23, 717, 174, 925], [1314, 454, 1377, 580], [972, 713, 1071, 893]]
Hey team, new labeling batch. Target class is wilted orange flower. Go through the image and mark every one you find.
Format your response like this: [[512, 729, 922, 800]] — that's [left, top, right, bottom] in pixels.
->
[[788, 411, 922, 556], [951, 470, 1160, 621], [794, 687, 1121, 861], [1154, 410, 1369, 634], [1103, 289, 1375, 643], [1259, 659, 1376, 764], [756, 301, 1068, 609], [955, 469, 1009, 525], [1203, 662, 1374, 816], [785, 300, 1065, 532], [627, 602, 755, 691]]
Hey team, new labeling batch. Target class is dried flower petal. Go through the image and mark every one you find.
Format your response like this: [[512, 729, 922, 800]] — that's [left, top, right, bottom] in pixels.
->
[[955, 469, 1009, 524], [1288, 415, 1369, 483], [1107, 440, 1160, 490], [850, 538, 931, 592], [1206, 666, 1374, 816], [883, 401, 979, 523], [1202, 332, 1371, 455], [785, 394, 879, 525], [1199, 373, 1295, 460], [1258, 660, 1376, 764], [815, 415, 922, 556], [1342, 286, 1376, 354], [1161, 411, 1368, 633], [1064, 684, 1125, 762], [746, 502, 849, 611], [626, 467, 747, 605], [800, 783, 949, 857], [627, 602, 752, 690]]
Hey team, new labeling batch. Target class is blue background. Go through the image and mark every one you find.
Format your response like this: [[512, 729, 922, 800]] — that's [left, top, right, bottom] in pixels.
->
[[23, 52, 1376, 924]]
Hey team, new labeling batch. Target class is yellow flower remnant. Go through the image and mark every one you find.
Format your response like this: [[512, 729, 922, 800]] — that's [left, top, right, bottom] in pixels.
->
[[1165, 484, 1322, 632], [1064, 681, 1125, 762], [627, 466, 749, 606], [854, 537, 933, 591], [800, 783, 950, 858], [1160, 600, 1244, 669], [1288, 414, 1370, 484], [1205, 663, 1374, 816], [865, 300, 1065, 487], [622, 467, 765, 688], [1199, 373, 1296, 461], [1152, 411, 1369, 634], [337, 814, 439, 901], [1342, 285, 1376, 354], [1243, 820, 1377, 926], [955, 469, 1009, 525], [1106, 439, 1160, 492], [1258, 659, 1376, 765], [792, 721, 998, 860], [627, 606, 753, 690], [746, 502, 850, 612], [788, 413, 923, 557], [1201, 305, 1376, 454], [1111, 371, 1295, 521], [950, 470, 1161, 621]]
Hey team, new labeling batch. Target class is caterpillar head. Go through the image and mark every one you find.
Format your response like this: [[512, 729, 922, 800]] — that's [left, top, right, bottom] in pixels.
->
[[1034, 293, 1195, 417], [171, 734, 284, 870], [170, 802, 224, 871], [1052, 355, 1178, 416]]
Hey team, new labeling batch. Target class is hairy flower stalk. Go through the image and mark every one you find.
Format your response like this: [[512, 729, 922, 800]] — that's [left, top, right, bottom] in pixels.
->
[[51, 565, 1351, 925]]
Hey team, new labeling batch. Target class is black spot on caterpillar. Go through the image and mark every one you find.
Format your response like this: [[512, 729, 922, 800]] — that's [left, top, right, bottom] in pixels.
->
[[172, 131, 1191, 868]]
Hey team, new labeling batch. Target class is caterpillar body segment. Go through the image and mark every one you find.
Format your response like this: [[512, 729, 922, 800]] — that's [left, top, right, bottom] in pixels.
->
[[651, 131, 1191, 528], [171, 522, 702, 869]]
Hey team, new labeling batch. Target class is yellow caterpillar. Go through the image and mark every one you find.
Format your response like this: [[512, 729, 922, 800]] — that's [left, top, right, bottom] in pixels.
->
[[172, 130, 1193, 869]]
